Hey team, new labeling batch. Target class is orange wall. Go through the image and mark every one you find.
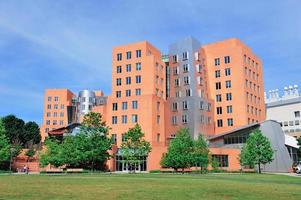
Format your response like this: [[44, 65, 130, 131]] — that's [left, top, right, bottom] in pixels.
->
[[41, 89, 74, 141], [210, 147, 241, 171], [203, 38, 266, 134]]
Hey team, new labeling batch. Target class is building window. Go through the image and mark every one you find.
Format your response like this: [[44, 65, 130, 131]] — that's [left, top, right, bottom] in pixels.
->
[[183, 64, 189, 72], [227, 118, 233, 126], [116, 78, 122, 86], [227, 105, 233, 113], [173, 67, 179, 75], [182, 101, 188, 110], [216, 82, 221, 90], [225, 68, 231, 76], [135, 88, 141, 96], [122, 102, 128, 110], [215, 70, 221, 78], [224, 56, 230, 64], [136, 75, 141, 83], [226, 93, 232, 101], [122, 115, 127, 124], [46, 112, 51, 117], [132, 101, 138, 109], [112, 134, 117, 144], [53, 112, 57, 117], [126, 51, 131, 59], [126, 90, 131, 97], [60, 112, 64, 117], [157, 133, 160, 142], [136, 50, 142, 58], [216, 94, 222, 102], [185, 89, 192, 96], [116, 91, 121, 98], [175, 78, 180, 87], [54, 104, 58, 109], [217, 119, 223, 127], [132, 114, 138, 123], [200, 101, 204, 110], [112, 103, 118, 111], [182, 51, 189, 60], [54, 96, 59, 101], [182, 115, 188, 124], [117, 66, 122, 73], [53, 120, 57, 125], [217, 107, 222, 115], [157, 115, 160, 124], [136, 62, 141, 71], [208, 103, 212, 111], [214, 58, 220, 66], [172, 55, 178, 63], [172, 116, 177, 125], [47, 97, 52, 101], [59, 120, 64, 126], [47, 104, 51, 109], [184, 76, 190, 85], [295, 111, 300, 118], [112, 116, 118, 124], [122, 133, 126, 142], [225, 80, 231, 88], [175, 91, 181, 97], [172, 102, 178, 111], [117, 53, 122, 61], [212, 155, 228, 167], [196, 64, 202, 73], [126, 77, 131, 85], [126, 64, 131, 72], [46, 120, 50, 125]]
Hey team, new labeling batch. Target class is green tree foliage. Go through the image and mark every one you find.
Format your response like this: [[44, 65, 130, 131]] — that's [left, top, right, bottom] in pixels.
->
[[1, 115, 41, 147], [40, 112, 112, 171], [1, 115, 25, 144], [40, 138, 64, 168], [192, 135, 209, 171], [23, 121, 41, 145], [161, 128, 194, 172], [120, 124, 151, 173], [239, 129, 274, 173], [0, 119, 10, 163]]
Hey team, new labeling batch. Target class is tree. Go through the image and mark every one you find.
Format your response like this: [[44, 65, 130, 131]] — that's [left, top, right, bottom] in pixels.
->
[[239, 129, 274, 173], [161, 128, 193, 173], [40, 138, 65, 168], [82, 112, 107, 128], [120, 124, 151, 173], [1, 115, 25, 145], [40, 112, 112, 171], [192, 135, 209, 172], [0, 119, 10, 163], [23, 121, 41, 146]]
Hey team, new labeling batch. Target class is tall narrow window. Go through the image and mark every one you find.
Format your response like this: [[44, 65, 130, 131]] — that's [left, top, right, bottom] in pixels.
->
[[126, 51, 131, 59], [117, 53, 122, 61], [136, 50, 141, 58], [214, 58, 220, 66], [224, 56, 231, 64]]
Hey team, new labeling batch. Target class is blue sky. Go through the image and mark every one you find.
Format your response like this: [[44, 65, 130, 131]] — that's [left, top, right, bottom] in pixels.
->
[[0, 0, 300, 124]]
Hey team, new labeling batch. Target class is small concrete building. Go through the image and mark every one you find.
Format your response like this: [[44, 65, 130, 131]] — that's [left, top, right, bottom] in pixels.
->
[[265, 85, 301, 139], [209, 120, 299, 172]]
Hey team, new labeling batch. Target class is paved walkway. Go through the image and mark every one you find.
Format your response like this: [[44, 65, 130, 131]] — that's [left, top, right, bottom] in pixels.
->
[[267, 172, 301, 177]]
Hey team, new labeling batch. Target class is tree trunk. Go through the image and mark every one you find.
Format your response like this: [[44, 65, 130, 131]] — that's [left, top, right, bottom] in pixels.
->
[[258, 163, 261, 174], [182, 168, 184, 174]]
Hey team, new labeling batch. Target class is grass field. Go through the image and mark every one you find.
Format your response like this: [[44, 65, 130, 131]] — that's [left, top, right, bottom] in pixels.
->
[[0, 173, 300, 200]]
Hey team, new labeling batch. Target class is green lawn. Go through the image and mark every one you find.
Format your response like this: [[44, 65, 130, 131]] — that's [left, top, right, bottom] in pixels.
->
[[0, 173, 300, 200]]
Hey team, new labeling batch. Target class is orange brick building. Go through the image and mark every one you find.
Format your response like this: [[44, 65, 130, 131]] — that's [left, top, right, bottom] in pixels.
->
[[41, 37, 266, 172]]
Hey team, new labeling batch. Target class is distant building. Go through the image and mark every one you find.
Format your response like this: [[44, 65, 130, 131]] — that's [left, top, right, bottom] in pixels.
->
[[265, 85, 301, 139]]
